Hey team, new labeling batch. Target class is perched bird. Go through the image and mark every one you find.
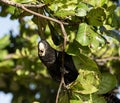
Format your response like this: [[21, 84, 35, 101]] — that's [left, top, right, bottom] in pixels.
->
[[38, 40, 79, 85]]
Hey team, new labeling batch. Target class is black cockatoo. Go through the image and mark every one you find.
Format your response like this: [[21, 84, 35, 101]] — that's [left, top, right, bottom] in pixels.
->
[[38, 40, 78, 85]]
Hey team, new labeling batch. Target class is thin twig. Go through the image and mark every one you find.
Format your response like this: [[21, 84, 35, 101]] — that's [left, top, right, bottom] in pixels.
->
[[95, 56, 120, 62], [55, 73, 64, 103], [60, 24, 67, 49], [55, 24, 68, 103], [4, 54, 14, 60], [95, 56, 120, 65]]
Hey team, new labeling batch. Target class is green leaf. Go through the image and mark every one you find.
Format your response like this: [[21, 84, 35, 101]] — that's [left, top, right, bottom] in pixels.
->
[[0, 50, 8, 60], [75, 3, 89, 17], [55, 10, 75, 18], [87, 7, 106, 26], [90, 35, 106, 49], [66, 40, 91, 56], [71, 93, 106, 103], [106, 5, 116, 14], [44, 0, 55, 4], [76, 23, 91, 46], [7, 6, 16, 14], [72, 54, 100, 94], [66, 40, 81, 56], [14, 0, 36, 4], [0, 60, 14, 68], [0, 35, 10, 49], [100, 0, 108, 6], [91, 95, 106, 103], [76, 23, 106, 49], [29, 35, 39, 44], [84, 0, 108, 7], [97, 73, 117, 94], [49, 0, 77, 18], [106, 12, 120, 28], [70, 100, 82, 103], [73, 54, 99, 71], [116, 6, 120, 16], [118, 46, 120, 56], [106, 5, 117, 27], [58, 90, 69, 103]]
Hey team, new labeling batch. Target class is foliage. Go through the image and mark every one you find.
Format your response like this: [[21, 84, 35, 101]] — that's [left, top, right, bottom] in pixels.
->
[[0, 0, 120, 103]]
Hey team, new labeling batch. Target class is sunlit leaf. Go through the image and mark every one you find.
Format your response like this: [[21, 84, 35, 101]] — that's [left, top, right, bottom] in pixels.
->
[[90, 35, 106, 49], [75, 3, 89, 17], [0, 35, 10, 49], [0, 50, 8, 60], [76, 23, 106, 49], [76, 23, 91, 46], [29, 35, 39, 44], [118, 46, 120, 56], [14, 0, 36, 4], [116, 6, 120, 16], [84, 0, 108, 7], [7, 6, 16, 14], [0, 60, 14, 68], [70, 99, 82, 103], [55, 10, 75, 18]]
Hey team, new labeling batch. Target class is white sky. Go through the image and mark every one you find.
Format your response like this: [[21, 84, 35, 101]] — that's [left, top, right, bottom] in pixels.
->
[[0, 92, 13, 103], [0, 14, 19, 38]]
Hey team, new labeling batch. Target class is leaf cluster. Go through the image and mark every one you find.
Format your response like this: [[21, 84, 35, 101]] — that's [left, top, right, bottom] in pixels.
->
[[0, 0, 120, 103]]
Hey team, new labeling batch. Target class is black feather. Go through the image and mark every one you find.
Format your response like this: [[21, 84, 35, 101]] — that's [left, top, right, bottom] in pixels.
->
[[104, 93, 120, 103], [38, 40, 78, 84]]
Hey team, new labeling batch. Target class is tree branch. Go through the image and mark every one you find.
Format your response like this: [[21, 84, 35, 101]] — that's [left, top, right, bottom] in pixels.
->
[[18, 4, 46, 8], [95, 56, 120, 65], [1, 0, 46, 8], [55, 73, 64, 103], [96, 56, 120, 62], [0, 0, 68, 48]]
